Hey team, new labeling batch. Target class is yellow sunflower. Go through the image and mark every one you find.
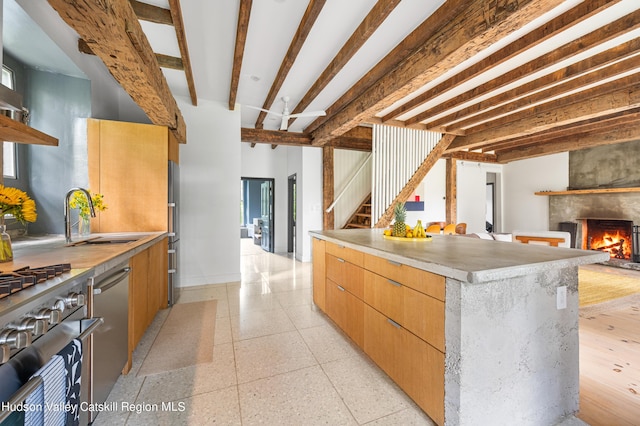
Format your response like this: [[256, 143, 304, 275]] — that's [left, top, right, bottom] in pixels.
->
[[0, 185, 38, 224]]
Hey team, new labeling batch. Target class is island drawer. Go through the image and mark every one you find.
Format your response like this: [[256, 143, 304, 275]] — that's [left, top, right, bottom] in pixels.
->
[[326, 241, 364, 267], [364, 270, 444, 352], [364, 253, 445, 301], [326, 254, 364, 299]]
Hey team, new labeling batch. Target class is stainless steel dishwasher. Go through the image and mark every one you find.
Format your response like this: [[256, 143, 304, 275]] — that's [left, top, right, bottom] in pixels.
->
[[89, 262, 131, 423]]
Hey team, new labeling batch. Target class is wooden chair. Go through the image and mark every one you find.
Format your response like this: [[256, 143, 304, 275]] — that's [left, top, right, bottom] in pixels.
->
[[443, 223, 456, 235], [426, 224, 442, 234], [455, 223, 467, 234]]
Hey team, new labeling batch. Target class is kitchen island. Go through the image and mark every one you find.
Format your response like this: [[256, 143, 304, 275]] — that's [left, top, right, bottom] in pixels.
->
[[310, 229, 609, 426]]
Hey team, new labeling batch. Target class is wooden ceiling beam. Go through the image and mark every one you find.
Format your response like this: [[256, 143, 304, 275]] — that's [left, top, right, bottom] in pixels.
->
[[241, 128, 312, 146], [78, 39, 184, 70], [449, 53, 640, 132], [429, 38, 640, 131], [168, 0, 197, 106], [382, 0, 617, 123], [303, 0, 469, 136], [496, 121, 640, 163], [485, 109, 640, 154], [229, 0, 252, 110], [448, 77, 640, 150], [287, 0, 401, 127], [442, 151, 498, 163], [409, 7, 640, 128], [254, 0, 327, 129], [130, 0, 172, 25], [310, 0, 565, 146], [49, 0, 187, 143]]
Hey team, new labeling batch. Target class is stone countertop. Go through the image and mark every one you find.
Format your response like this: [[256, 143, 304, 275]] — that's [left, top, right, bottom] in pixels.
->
[[3, 232, 167, 276], [310, 229, 609, 283]]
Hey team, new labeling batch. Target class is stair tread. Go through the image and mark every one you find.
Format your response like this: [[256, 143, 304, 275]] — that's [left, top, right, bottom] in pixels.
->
[[355, 213, 371, 217], [346, 224, 370, 229]]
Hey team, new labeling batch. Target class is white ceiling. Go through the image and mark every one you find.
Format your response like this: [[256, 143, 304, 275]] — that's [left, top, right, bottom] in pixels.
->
[[4, 0, 640, 141]]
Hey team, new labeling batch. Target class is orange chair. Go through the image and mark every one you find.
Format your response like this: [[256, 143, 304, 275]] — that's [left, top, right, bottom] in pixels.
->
[[426, 224, 442, 234], [443, 223, 456, 235], [455, 223, 467, 234]]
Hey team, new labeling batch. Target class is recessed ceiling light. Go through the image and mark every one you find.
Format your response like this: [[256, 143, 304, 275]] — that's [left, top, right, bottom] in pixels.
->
[[250, 75, 260, 82]]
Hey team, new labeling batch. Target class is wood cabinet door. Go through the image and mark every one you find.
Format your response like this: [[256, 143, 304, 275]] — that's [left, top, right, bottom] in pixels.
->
[[147, 238, 168, 319], [325, 278, 347, 329], [345, 291, 364, 347], [364, 270, 403, 324], [403, 331, 445, 425], [403, 286, 445, 353], [88, 119, 169, 232], [312, 238, 326, 310], [363, 304, 405, 384], [129, 249, 149, 352]]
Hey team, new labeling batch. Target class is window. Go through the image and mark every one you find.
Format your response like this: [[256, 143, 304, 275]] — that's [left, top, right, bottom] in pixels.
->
[[1, 65, 17, 179]]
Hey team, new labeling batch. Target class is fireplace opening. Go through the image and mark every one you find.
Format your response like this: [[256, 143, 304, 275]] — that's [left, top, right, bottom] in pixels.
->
[[582, 219, 633, 260]]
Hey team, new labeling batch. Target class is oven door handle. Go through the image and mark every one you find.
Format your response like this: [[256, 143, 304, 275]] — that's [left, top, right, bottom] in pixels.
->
[[93, 267, 131, 295]]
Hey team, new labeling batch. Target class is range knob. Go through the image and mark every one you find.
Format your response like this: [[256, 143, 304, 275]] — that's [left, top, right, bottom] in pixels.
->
[[35, 308, 62, 325], [0, 329, 31, 350], [0, 344, 10, 364], [64, 292, 86, 309], [16, 318, 48, 336]]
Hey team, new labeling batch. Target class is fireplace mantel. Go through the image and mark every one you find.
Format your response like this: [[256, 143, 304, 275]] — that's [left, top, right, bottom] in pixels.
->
[[535, 187, 640, 196]]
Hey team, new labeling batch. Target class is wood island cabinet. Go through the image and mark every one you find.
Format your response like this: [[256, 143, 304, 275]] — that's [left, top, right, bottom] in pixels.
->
[[126, 237, 168, 372], [87, 118, 179, 233], [314, 243, 445, 425]]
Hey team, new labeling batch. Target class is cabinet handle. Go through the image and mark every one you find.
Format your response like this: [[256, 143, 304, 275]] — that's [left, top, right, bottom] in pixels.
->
[[387, 318, 401, 329], [337, 285, 345, 292], [337, 258, 345, 263], [387, 260, 402, 267], [338, 245, 345, 249], [387, 279, 402, 287]]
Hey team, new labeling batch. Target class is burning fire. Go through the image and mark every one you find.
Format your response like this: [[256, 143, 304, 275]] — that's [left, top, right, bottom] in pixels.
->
[[590, 230, 631, 259]]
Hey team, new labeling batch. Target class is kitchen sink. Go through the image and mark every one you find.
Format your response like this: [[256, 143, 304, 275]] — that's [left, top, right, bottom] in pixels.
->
[[68, 237, 140, 246]]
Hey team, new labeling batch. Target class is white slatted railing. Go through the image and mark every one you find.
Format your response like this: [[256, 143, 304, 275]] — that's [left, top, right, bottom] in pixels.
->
[[371, 124, 442, 225]]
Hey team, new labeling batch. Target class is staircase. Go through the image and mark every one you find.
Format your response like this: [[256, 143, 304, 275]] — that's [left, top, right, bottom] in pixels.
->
[[343, 194, 372, 229]]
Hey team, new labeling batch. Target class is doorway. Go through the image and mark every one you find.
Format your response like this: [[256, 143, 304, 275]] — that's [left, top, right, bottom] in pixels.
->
[[288, 174, 296, 254], [241, 177, 275, 253], [486, 171, 501, 233]]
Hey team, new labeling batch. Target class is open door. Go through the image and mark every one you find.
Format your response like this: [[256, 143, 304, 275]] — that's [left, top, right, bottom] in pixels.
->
[[261, 180, 274, 253]]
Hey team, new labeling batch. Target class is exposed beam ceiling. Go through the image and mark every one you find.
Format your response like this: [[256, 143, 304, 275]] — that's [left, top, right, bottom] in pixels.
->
[[40, 0, 640, 161]]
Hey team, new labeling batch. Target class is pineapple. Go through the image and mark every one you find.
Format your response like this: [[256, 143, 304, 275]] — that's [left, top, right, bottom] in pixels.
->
[[392, 202, 407, 237]]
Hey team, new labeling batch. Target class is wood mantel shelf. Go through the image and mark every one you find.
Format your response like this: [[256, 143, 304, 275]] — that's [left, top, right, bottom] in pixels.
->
[[0, 114, 58, 146], [535, 187, 640, 196]]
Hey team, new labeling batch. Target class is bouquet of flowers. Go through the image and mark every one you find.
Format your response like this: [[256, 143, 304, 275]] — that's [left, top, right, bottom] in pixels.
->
[[69, 190, 107, 220], [0, 185, 37, 224], [0, 185, 37, 262]]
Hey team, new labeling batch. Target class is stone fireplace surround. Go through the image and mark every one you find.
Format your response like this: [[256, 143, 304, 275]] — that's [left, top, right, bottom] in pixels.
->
[[548, 140, 640, 267]]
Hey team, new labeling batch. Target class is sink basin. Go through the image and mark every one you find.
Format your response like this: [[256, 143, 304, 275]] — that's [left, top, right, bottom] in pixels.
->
[[68, 237, 140, 246]]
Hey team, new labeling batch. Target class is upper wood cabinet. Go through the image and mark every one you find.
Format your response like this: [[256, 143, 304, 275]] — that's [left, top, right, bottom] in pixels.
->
[[87, 118, 178, 232]]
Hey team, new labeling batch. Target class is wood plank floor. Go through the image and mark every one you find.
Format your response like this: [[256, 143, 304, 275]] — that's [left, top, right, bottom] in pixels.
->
[[577, 265, 640, 425]]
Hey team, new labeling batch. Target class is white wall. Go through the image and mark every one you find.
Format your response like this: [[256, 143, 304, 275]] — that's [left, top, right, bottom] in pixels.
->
[[179, 97, 241, 286], [405, 159, 447, 226], [502, 152, 569, 232], [457, 161, 504, 233], [299, 147, 323, 262]]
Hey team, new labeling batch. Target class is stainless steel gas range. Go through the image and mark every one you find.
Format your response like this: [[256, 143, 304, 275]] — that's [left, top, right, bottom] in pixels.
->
[[0, 264, 102, 425]]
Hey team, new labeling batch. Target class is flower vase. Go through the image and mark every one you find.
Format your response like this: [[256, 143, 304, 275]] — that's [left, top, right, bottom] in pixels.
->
[[78, 216, 91, 237], [0, 224, 13, 263]]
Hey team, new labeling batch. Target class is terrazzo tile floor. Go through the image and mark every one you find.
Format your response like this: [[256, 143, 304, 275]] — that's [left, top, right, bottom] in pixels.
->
[[93, 239, 435, 425]]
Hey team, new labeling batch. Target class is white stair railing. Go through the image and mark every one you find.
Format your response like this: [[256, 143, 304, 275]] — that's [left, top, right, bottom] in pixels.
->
[[371, 124, 442, 225]]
